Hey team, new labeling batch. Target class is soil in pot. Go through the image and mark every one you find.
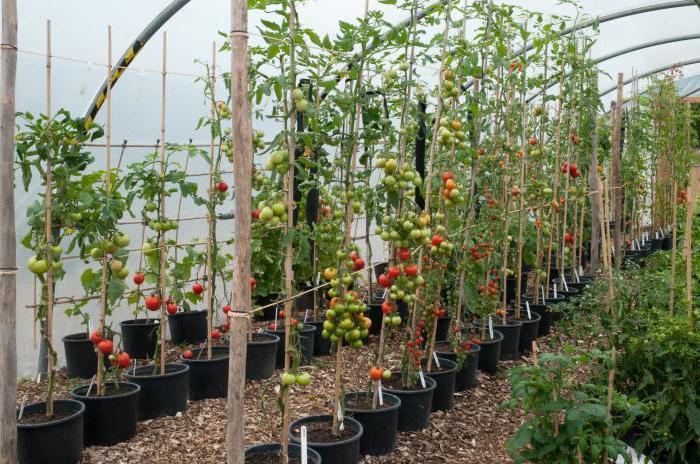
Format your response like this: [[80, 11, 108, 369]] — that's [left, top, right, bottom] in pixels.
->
[[289, 415, 363, 464], [434, 342, 480, 392], [69, 382, 140, 446], [181, 346, 229, 400], [245, 443, 321, 464], [307, 319, 332, 356], [265, 324, 315, 368], [344, 391, 401, 456], [506, 310, 541, 354], [120, 318, 159, 359], [492, 319, 523, 361], [474, 330, 503, 374], [62, 332, 101, 379], [168, 310, 207, 345], [17, 399, 85, 464], [124, 362, 189, 420], [423, 358, 458, 411], [246, 332, 280, 380], [383, 376, 436, 431]]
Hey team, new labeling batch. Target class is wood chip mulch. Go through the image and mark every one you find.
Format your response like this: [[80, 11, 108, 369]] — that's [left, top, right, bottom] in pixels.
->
[[17, 327, 579, 464]]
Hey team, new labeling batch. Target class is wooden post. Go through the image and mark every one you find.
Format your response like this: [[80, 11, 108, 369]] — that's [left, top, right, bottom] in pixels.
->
[[0, 0, 18, 460], [226, 313, 248, 464], [588, 114, 600, 273], [227, 0, 253, 462], [684, 166, 700, 326], [611, 73, 624, 268], [157, 32, 168, 375]]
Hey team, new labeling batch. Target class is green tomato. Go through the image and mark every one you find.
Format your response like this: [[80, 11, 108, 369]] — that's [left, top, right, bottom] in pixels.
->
[[117, 268, 129, 279], [114, 234, 131, 248], [51, 245, 63, 255], [90, 247, 104, 259], [144, 202, 158, 212], [272, 203, 285, 216], [281, 372, 296, 386], [295, 372, 311, 386]]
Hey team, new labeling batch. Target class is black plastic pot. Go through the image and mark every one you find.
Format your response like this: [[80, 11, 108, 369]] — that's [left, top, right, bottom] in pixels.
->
[[168, 310, 207, 345], [17, 399, 85, 464], [289, 415, 363, 464], [69, 382, 140, 446], [506, 310, 541, 354], [493, 319, 522, 361], [505, 276, 517, 303], [245, 443, 321, 463], [384, 376, 436, 431], [120, 318, 159, 360], [307, 319, 332, 356], [525, 302, 552, 336], [475, 330, 503, 374], [181, 346, 228, 400], [246, 332, 280, 380], [344, 391, 401, 456], [62, 332, 98, 379], [265, 324, 316, 368], [423, 358, 457, 411], [124, 362, 189, 420], [661, 235, 673, 251], [434, 342, 481, 392], [651, 237, 664, 251], [554, 277, 588, 293]]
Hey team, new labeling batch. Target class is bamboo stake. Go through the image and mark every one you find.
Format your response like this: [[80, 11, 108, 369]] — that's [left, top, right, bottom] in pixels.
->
[[96, 25, 114, 397], [0, 0, 18, 458], [157, 32, 168, 375], [44, 19, 56, 418], [226, 0, 253, 462], [611, 73, 623, 269], [206, 44, 216, 360], [684, 166, 700, 326], [670, 177, 678, 313]]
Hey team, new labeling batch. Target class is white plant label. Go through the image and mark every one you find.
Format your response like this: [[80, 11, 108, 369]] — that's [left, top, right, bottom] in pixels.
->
[[383, 288, 388, 299], [488, 316, 494, 339], [433, 351, 441, 369], [378, 380, 384, 406], [553, 284, 557, 299], [562, 275, 569, 291], [315, 272, 321, 285], [541, 285, 546, 301], [337, 404, 345, 431], [418, 369, 426, 388], [525, 300, 532, 319], [197, 300, 202, 312], [304, 309, 309, 323], [578, 265, 584, 277], [301, 426, 308, 464]]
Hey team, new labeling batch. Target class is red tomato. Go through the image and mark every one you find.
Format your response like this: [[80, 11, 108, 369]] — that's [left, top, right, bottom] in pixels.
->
[[98, 340, 113, 355], [252, 210, 261, 220], [145, 295, 161, 311], [405, 264, 418, 277], [250, 277, 257, 289], [431, 235, 444, 247], [166, 302, 178, 315], [377, 274, 392, 288], [133, 273, 145, 285], [211, 329, 221, 340], [222, 305, 232, 315], [397, 248, 410, 262], [369, 367, 384, 381], [441, 171, 454, 182], [216, 182, 229, 193], [116, 352, 131, 368], [192, 283, 204, 295], [387, 267, 401, 279], [183, 350, 193, 359], [89, 330, 101, 344]]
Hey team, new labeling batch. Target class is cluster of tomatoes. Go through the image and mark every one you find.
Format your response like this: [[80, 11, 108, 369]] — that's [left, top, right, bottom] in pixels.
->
[[561, 162, 581, 179], [469, 242, 493, 261], [377, 263, 423, 305], [377, 211, 432, 248], [441, 69, 461, 99], [376, 156, 422, 194], [89, 330, 131, 369], [264, 149, 290, 175], [677, 189, 687, 205], [428, 233, 453, 256], [379, 301, 403, 326], [368, 366, 392, 381], [253, 201, 287, 227], [321, 257, 371, 349], [437, 117, 468, 150], [440, 171, 464, 207], [570, 132, 582, 145], [477, 278, 500, 299], [405, 320, 427, 368], [291, 87, 310, 113]]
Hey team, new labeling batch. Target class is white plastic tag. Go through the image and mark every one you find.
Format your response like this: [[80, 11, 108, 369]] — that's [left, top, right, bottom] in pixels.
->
[[378, 380, 384, 406], [382, 289, 388, 299], [525, 300, 532, 319], [274, 309, 278, 328], [553, 284, 557, 299], [541, 285, 546, 301], [315, 272, 321, 285], [197, 300, 202, 312], [301, 426, 308, 464], [433, 351, 441, 369], [488, 316, 494, 339], [418, 369, 426, 388], [337, 404, 345, 431], [304, 309, 309, 323], [562, 275, 569, 291], [578, 265, 584, 277]]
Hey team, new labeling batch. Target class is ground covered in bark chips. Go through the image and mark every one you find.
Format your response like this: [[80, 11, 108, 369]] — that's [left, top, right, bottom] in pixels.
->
[[17, 325, 577, 464]]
